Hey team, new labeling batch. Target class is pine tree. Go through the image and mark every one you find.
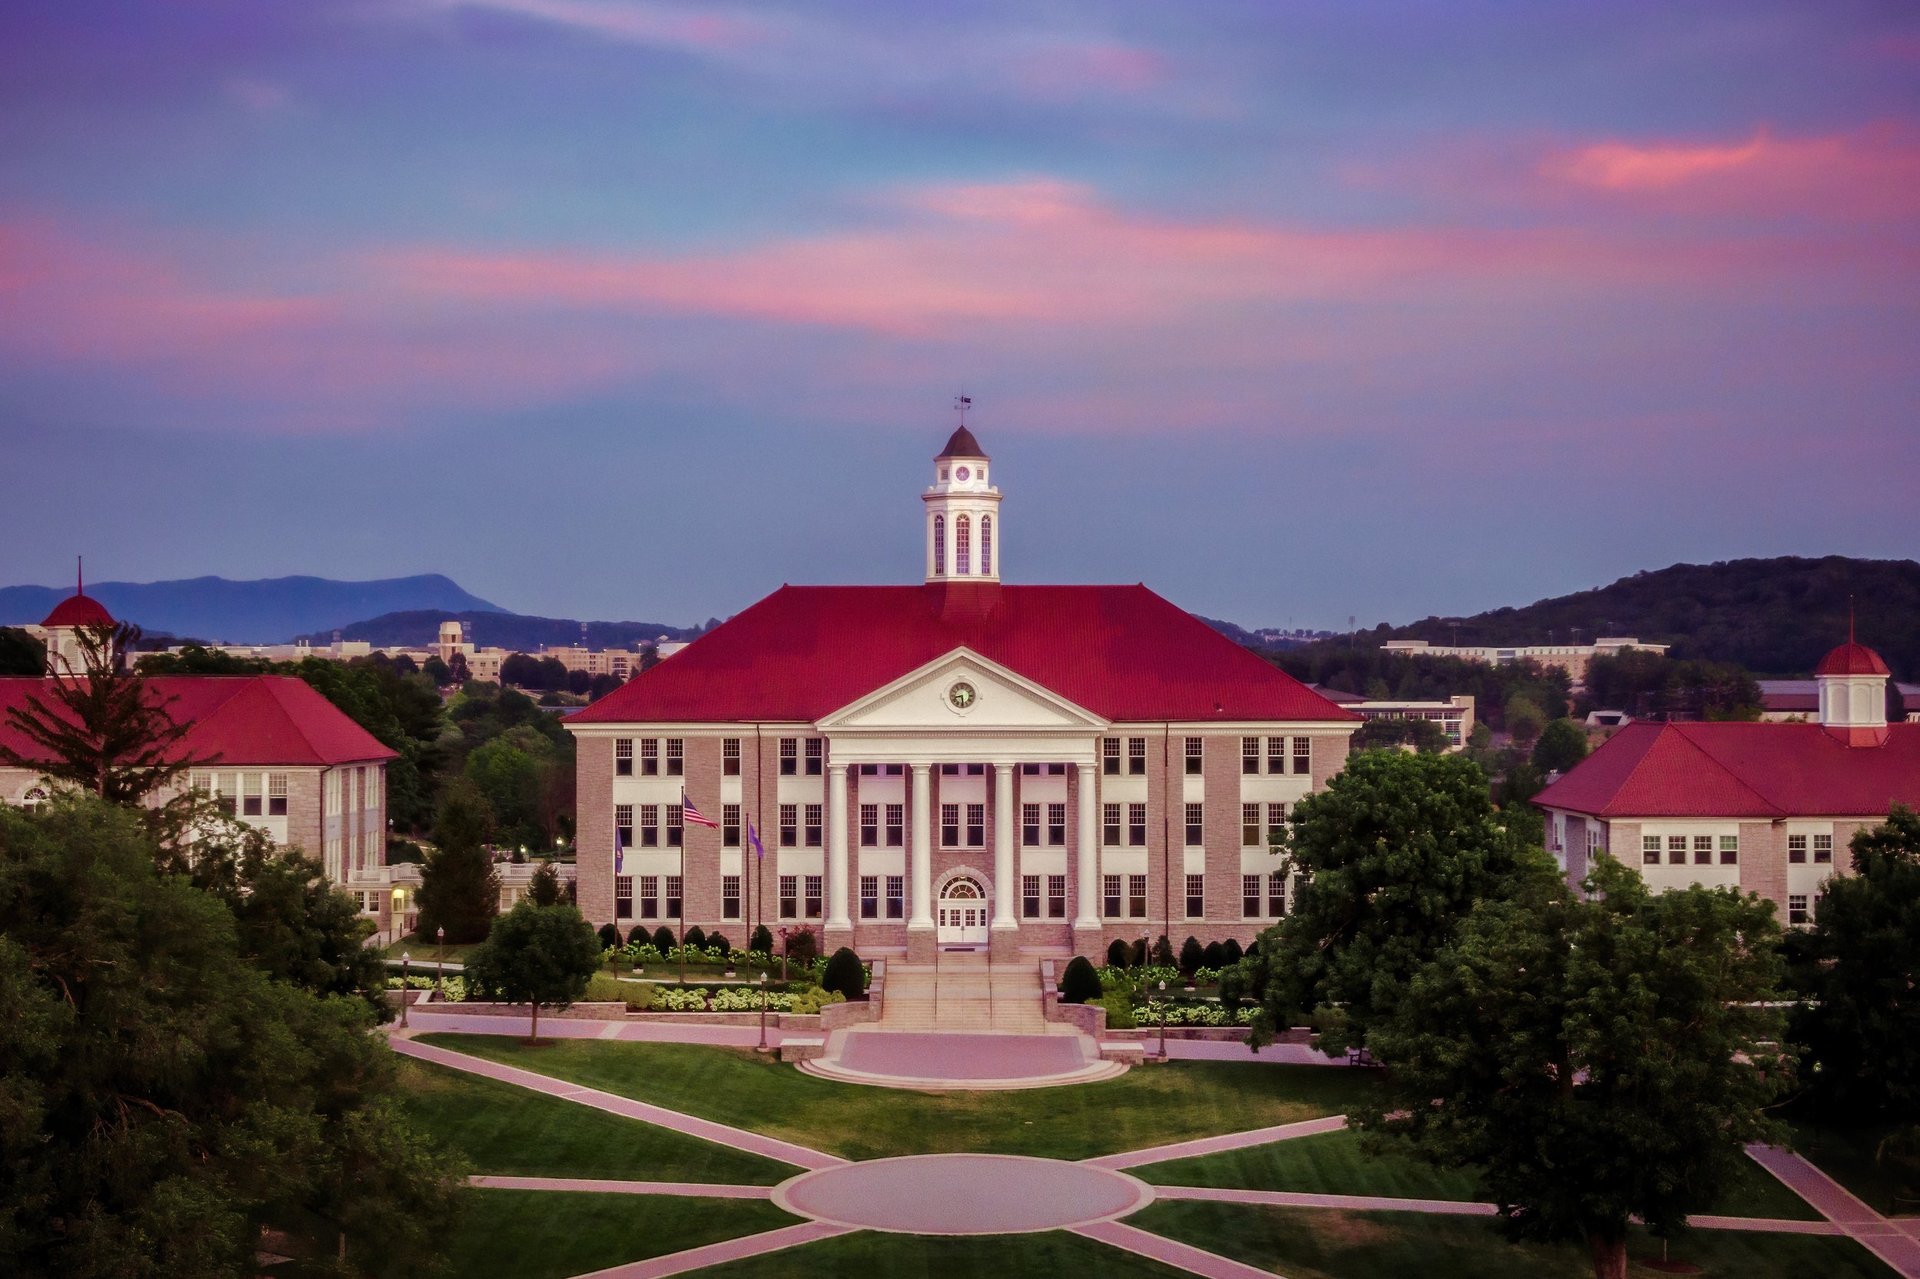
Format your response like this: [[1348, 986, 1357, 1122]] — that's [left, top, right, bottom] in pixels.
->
[[414, 780, 499, 944]]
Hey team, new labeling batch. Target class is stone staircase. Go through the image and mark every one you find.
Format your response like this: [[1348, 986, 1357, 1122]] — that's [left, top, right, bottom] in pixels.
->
[[875, 950, 1048, 1033]]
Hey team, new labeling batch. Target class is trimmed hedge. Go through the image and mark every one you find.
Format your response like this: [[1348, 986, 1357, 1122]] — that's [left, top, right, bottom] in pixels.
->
[[750, 924, 774, 954], [1060, 955, 1102, 1004], [684, 925, 707, 951], [1106, 938, 1132, 969], [821, 947, 866, 999], [651, 925, 676, 953], [597, 922, 622, 950], [1179, 936, 1205, 975]]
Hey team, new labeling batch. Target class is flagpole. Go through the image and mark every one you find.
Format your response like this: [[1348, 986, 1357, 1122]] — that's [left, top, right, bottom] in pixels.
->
[[678, 790, 687, 986]]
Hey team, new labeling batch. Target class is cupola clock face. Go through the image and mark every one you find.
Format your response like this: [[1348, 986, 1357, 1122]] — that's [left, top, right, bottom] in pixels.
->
[[947, 681, 978, 710], [955, 465, 971, 481]]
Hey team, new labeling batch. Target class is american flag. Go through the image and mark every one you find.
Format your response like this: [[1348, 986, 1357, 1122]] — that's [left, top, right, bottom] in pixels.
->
[[681, 789, 719, 828]]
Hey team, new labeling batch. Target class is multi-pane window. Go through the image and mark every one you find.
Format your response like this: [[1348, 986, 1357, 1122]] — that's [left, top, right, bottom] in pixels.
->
[[1103, 737, 1121, 775], [861, 875, 880, 919], [242, 773, 263, 816], [1693, 835, 1713, 865], [885, 803, 904, 846], [615, 738, 634, 775], [1788, 835, 1808, 863], [1242, 737, 1260, 775], [860, 803, 880, 847], [1719, 835, 1738, 865], [804, 875, 823, 919], [1128, 737, 1147, 776], [723, 876, 741, 919], [965, 803, 986, 846], [1788, 894, 1810, 926], [1104, 874, 1123, 918], [1185, 802, 1204, 846], [1243, 803, 1262, 847], [1102, 803, 1122, 846], [779, 739, 798, 776], [1643, 835, 1661, 865], [723, 804, 741, 848], [1022, 874, 1041, 918], [665, 738, 684, 776], [1268, 872, 1287, 916], [1668, 835, 1687, 865], [933, 514, 946, 574], [942, 803, 961, 846], [722, 737, 740, 776], [666, 804, 684, 848], [804, 804, 823, 847], [1267, 736, 1285, 773], [640, 805, 660, 847], [1814, 834, 1833, 864], [779, 804, 798, 847], [1267, 802, 1287, 845], [779, 875, 798, 918], [615, 875, 633, 919], [640, 875, 660, 919], [805, 738, 823, 776], [1127, 874, 1148, 918], [640, 739, 659, 775], [1184, 736, 1203, 775], [886, 875, 905, 918], [665, 875, 682, 919], [616, 804, 633, 849], [1047, 874, 1067, 918], [1128, 803, 1147, 846], [1047, 802, 1066, 845], [1022, 803, 1041, 846], [1293, 737, 1311, 775], [955, 513, 972, 574], [1242, 874, 1261, 917], [980, 515, 992, 575], [267, 773, 288, 816], [1185, 873, 1204, 918]]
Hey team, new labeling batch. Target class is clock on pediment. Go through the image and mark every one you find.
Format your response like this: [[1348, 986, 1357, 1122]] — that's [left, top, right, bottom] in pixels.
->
[[946, 680, 978, 712]]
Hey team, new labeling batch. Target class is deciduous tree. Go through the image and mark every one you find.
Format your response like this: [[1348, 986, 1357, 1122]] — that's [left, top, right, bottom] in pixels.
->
[[1531, 717, 1590, 774], [465, 900, 604, 1043]]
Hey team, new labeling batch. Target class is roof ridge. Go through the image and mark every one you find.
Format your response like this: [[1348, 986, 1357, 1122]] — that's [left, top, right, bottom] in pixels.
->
[[1663, 722, 1787, 816]]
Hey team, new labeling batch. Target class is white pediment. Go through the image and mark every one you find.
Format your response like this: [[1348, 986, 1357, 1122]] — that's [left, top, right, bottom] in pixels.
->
[[818, 647, 1107, 735]]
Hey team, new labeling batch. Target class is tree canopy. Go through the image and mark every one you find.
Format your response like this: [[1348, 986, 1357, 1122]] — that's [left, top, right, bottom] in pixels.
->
[[464, 900, 602, 1043], [0, 626, 47, 676], [1351, 715, 1451, 754], [414, 779, 501, 944], [1531, 718, 1590, 774], [1357, 855, 1785, 1279]]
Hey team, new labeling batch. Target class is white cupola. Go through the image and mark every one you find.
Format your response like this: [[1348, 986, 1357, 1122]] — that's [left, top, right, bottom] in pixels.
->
[[1814, 633, 1890, 746], [922, 423, 1002, 583]]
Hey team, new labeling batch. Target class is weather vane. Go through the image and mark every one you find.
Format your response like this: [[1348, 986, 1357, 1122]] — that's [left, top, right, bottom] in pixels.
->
[[954, 392, 972, 425]]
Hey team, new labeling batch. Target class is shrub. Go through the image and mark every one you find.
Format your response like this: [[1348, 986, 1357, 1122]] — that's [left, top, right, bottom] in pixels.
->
[[792, 986, 847, 1015], [1130, 938, 1147, 967], [1179, 936, 1205, 975], [1246, 937, 1260, 959], [706, 932, 731, 954], [651, 925, 675, 953], [1106, 938, 1132, 969], [1060, 955, 1102, 1004], [1100, 989, 1138, 1030], [597, 922, 622, 949], [822, 947, 866, 999], [1222, 937, 1244, 966], [1203, 940, 1227, 970], [751, 924, 774, 954], [627, 925, 650, 947], [684, 924, 707, 951], [784, 926, 819, 965], [1152, 934, 1175, 967]]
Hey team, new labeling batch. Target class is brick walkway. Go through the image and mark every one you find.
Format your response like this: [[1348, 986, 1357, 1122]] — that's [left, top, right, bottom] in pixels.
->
[[470, 1176, 773, 1199], [1748, 1143, 1920, 1277], [1085, 1114, 1348, 1170]]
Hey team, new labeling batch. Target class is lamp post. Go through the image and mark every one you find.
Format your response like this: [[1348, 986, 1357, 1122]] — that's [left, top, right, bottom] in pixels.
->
[[436, 926, 446, 998], [390, 885, 405, 948], [400, 951, 410, 1029], [757, 971, 769, 1053], [1158, 979, 1168, 1062]]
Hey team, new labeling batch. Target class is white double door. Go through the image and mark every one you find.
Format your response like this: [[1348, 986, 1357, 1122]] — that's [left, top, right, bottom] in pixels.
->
[[936, 878, 991, 944]]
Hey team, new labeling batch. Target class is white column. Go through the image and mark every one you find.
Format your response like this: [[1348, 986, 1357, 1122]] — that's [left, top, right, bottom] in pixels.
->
[[909, 762, 934, 929], [825, 762, 851, 931], [992, 762, 1017, 930], [1075, 760, 1100, 929]]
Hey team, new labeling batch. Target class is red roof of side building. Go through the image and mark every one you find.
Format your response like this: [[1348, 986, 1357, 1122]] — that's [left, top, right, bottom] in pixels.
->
[[40, 593, 116, 628], [1815, 641, 1891, 676], [1536, 720, 1920, 819], [0, 675, 396, 768], [571, 583, 1359, 725]]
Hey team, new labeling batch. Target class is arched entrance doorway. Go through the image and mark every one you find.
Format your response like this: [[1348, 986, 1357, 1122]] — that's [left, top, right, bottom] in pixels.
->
[[936, 875, 990, 945]]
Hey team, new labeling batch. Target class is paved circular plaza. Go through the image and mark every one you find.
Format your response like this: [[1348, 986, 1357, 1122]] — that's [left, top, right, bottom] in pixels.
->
[[773, 1153, 1155, 1234]]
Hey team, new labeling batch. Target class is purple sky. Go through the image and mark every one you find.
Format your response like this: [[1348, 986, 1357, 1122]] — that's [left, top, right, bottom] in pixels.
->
[[2, 1, 1916, 631]]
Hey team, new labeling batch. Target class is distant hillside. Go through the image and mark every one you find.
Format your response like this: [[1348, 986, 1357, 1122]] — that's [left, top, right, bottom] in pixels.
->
[[308, 610, 703, 652], [1380, 556, 1920, 678], [0, 574, 505, 644]]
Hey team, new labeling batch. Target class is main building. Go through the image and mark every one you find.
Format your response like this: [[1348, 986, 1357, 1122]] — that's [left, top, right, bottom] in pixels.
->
[[569, 426, 1359, 962]]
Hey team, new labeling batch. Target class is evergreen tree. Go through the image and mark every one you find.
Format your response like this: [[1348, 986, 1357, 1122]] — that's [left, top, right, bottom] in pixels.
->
[[414, 780, 499, 944], [528, 859, 563, 906], [750, 923, 774, 955]]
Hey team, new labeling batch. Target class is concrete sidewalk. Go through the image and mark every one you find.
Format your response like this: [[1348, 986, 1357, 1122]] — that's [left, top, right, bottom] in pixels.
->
[[1748, 1144, 1920, 1277]]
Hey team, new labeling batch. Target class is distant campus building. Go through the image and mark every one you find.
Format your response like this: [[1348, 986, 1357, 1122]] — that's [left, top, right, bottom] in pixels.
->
[[1538, 638, 1919, 924], [568, 426, 1361, 962], [1311, 688, 1476, 752], [1381, 636, 1668, 686]]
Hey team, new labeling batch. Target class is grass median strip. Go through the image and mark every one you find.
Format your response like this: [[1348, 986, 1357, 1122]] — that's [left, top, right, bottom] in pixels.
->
[[417, 1033, 1384, 1161], [437, 1189, 800, 1279]]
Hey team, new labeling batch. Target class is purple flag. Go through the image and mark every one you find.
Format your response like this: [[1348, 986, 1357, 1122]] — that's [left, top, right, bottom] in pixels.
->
[[748, 819, 764, 861], [614, 820, 624, 874]]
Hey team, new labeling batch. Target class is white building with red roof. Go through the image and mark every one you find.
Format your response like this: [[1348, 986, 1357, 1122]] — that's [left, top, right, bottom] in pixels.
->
[[568, 427, 1360, 964], [2, 588, 397, 918], [1537, 636, 1918, 924]]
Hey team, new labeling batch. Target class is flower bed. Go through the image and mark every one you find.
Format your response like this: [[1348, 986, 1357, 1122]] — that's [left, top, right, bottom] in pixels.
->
[[387, 974, 468, 1003]]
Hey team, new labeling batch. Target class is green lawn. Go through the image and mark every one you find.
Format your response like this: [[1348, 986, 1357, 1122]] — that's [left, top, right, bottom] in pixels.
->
[[1787, 1118, 1916, 1216], [1131, 1202, 1896, 1279], [1138, 1127, 1821, 1221], [689, 1229, 1193, 1278], [418, 1034, 1384, 1161], [382, 939, 483, 963], [438, 1189, 798, 1279], [393, 1057, 790, 1184]]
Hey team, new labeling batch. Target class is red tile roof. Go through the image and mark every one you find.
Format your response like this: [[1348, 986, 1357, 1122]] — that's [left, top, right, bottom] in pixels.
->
[[1815, 641, 1891, 676], [1536, 720, 1920, 819], [570, 583, 1358, 726], [0, 675, 396, 768], [40, 593, 115, 628]]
